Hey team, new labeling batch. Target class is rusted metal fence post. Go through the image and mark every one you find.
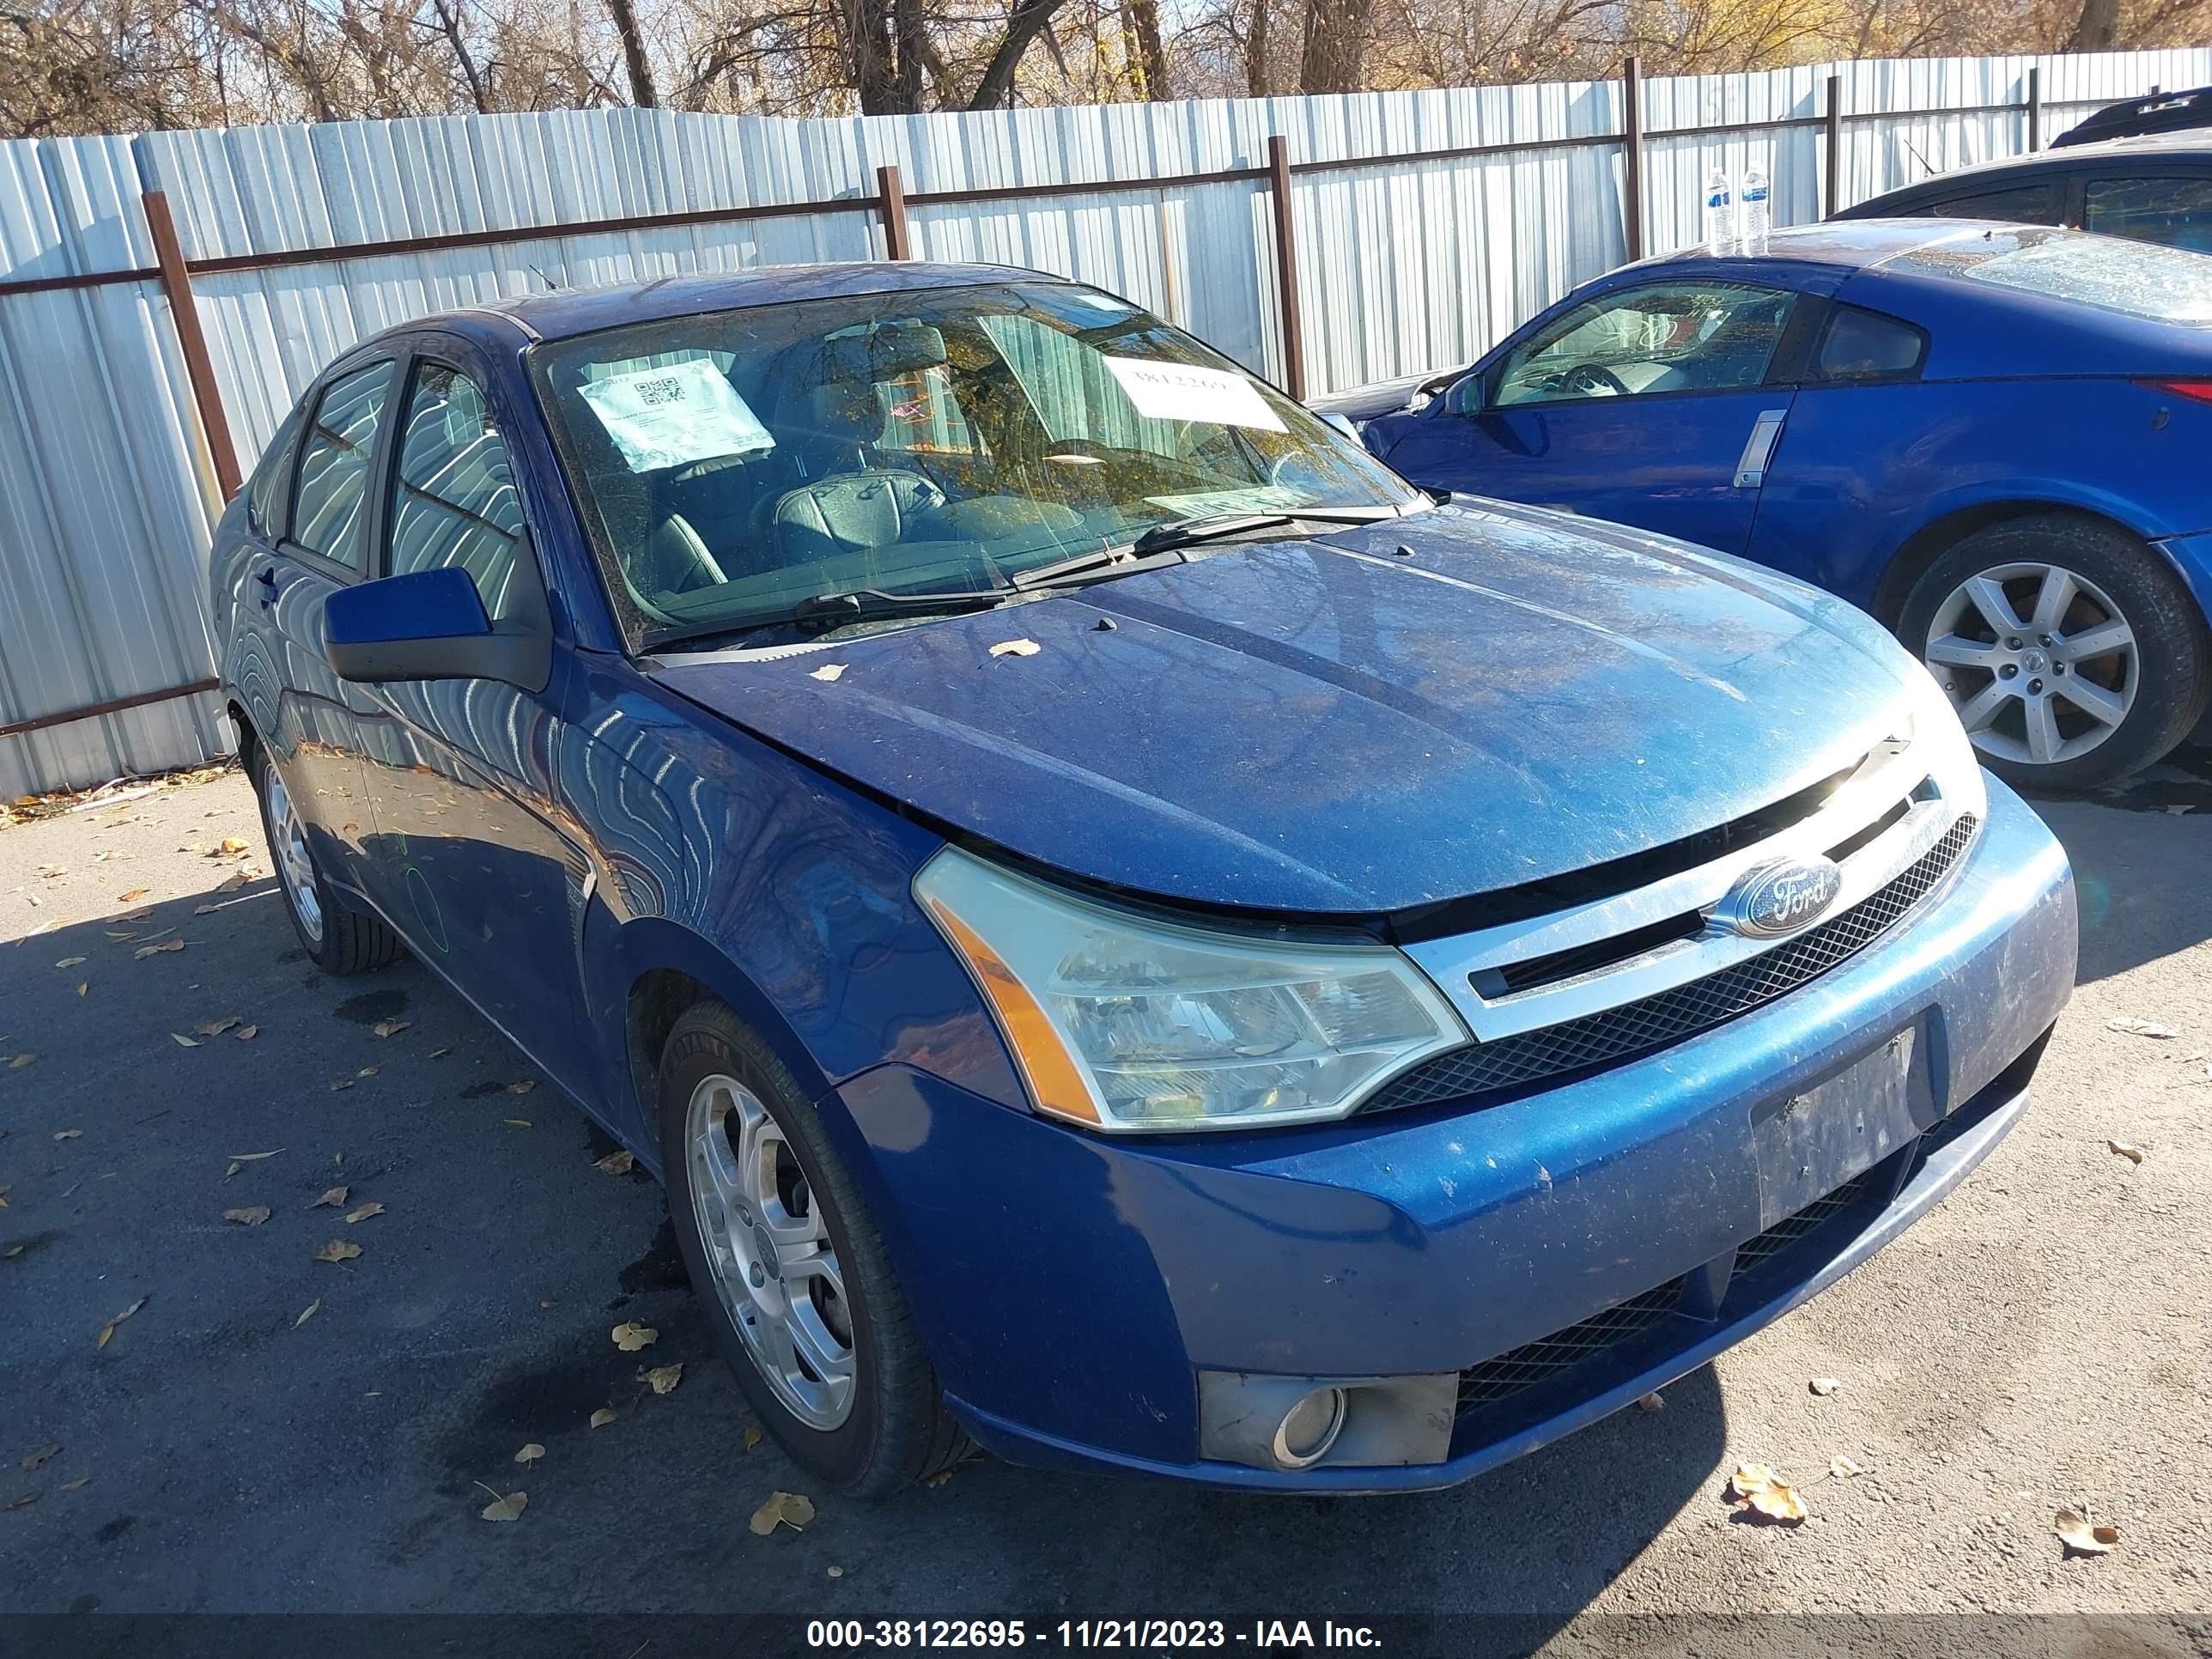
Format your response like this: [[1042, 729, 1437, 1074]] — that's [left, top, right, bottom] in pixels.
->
[[878, 163, 912, 260], [1266, 135, 1307, 402], [1824, 74, 1844, 217], [2027, 67, 2043, 152], [1622, 57, 1645, 262], [143, 189, 241, 502]]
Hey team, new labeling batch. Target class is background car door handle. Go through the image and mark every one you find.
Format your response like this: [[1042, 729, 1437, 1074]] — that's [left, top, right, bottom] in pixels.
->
[[256, 567, 279, 607], [1734, 410, 1789, 489]]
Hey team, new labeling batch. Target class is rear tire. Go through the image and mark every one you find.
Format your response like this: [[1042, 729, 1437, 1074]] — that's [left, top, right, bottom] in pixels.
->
[[1899, 514, 2209, 792], [247, 741, 402, 974], [656, 1000, 970, 1495]]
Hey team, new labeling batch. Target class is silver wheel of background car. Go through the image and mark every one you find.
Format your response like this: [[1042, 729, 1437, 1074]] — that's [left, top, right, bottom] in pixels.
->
[[265, 768, 324, 943], [684, 1073, 855, 1431], [1923, 561, 2138, 769]]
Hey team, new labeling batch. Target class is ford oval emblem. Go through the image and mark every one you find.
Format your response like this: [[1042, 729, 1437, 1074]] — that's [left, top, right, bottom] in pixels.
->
[[1717, 856, 1844, 939]]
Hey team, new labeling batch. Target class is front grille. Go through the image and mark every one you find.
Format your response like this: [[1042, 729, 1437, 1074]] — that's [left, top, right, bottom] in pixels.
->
[[1455, 1279, 1689, 1413], [1366, 814, 1979, 1115], [1455, 1164, 1891, 1419]]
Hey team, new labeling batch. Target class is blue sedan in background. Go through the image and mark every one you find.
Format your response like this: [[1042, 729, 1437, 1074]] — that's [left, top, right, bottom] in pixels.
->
[[1321, 222, 2212, 789], [215, 263, 2075, 1494]]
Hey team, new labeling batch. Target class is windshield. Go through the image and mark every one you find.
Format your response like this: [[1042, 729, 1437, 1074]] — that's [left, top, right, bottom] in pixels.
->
[[1891, 226, 2212, 325], [530, 282, 1422, 648]]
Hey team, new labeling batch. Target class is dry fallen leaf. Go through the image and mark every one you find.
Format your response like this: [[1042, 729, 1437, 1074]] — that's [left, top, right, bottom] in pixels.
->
[[59, 1477, 88, 1492], [53, 956, 86, 969], [52, 1125, 78, 1138], [170, 1032, 202, 1048], [134, 938, 185, 959], [744, 1424, 763, 1450], [118, 887, 149, 902], [21, 1443, 59, 1472], [612, 1322, 659, 1352], [646, 1363, 684, 1396], [13, 1056, 40, 1073], [1729, 1462, 1808, 1524], [1829, 1454, 1865, 1479], [988, 638, 1041, 658], [2106, 1017, 2175, 1039], [215, 836, 250, 856], [748, 1490, 816, 1534], [222, 1206, 270, 1226], [94, 1297, 146, 1349], [330, 1080, 353, 1093], [313, 1239, 362, 1264], [514, 1443, 545, 1464], [313, 1186, 349, 1208], [589, 1408, 617, 1429], [1730, 1463, 1777, 1500], [1809, 1376, 1842, 1397], [595, 1150, 635, 1176], [479, 1489, 528, 1522], [193, 1016, 241, 1037], [7, 1491, 39, 1510], [294, 1300, 320, 1328], [2107, 1139, 2145, 1164], [2054, 1508, 2120, 1556], [809, 663, 848, 682], [356, 1066, 378, 1079], [428, 1046, 450, 1060], [344, 1201, 384, 1224], [827, 1565, 843, 1578], [234, 1024, 258, 1042], [1634, 1392, 1664, 1413], [508, 1079, 536, 1095], [372, 1019, 410, 1039]]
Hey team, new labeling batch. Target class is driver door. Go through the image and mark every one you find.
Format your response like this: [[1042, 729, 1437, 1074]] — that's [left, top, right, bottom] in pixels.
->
[[1385, 279, 1805, 556]]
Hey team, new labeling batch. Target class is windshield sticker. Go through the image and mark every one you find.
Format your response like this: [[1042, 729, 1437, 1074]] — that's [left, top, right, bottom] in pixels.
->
[[1103, 356, 1287, 433], [577, 360, 775, 471], [1144, 485, 1312, 518]]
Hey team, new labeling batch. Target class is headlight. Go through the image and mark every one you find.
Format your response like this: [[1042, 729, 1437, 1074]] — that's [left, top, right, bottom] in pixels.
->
[[1904, 655, 1988, 820], [915, 848, 1470, 1133]]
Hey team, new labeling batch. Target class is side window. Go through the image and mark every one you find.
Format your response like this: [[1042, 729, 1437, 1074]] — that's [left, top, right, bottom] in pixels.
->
[[387, 363, 528, 622], [1811, 305, 1928, 384], [1923, 182, 2065, 225], [2085, 176, 2212, 253], [1493, 283, 1797, 407], [245, 404, 304, 541], [290, 361, 397, 571]]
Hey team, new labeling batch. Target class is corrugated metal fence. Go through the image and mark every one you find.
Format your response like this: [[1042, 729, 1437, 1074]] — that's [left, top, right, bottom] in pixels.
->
[[3, 46, 2209, 796]]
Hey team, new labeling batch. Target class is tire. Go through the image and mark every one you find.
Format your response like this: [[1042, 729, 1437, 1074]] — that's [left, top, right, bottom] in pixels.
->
[[247, 741, 403, 974], [1899, 514, 2210, 792], [656, 1000, 970, 1495]]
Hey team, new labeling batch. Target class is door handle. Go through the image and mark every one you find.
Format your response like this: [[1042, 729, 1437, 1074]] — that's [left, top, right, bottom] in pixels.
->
[[256, 567, 279, 608], [1733, 410, 1788, 489]]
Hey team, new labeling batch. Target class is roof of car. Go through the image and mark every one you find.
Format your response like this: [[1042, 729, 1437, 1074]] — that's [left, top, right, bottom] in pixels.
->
[[1639, 218, 1985, 271], [435, 260, 1057, 345], [1849, 129, 2212, 200]]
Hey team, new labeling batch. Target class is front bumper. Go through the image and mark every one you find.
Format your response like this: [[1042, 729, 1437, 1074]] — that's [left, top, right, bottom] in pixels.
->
[[831, 777, 2075, 1491]]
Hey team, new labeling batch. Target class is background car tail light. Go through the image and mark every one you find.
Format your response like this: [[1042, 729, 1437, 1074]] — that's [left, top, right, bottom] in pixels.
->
[[2137, 379, 2212, 404]]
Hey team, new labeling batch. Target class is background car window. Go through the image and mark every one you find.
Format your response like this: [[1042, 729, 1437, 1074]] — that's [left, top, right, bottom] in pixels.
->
[[246, 404, 304, 542], [2085, 175, 2212, 252], [1917, 181, 2065, 224], [1812, 305, 1928, 383], [1493, 283, 1796, 406], [387, 365, 527, 620], [290, 362, 397, 570], [1893, 226, 2212, 324]]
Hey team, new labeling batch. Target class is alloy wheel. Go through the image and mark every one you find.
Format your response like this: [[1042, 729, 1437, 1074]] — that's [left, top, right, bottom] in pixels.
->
[[1923, 561, 2137, 768], [265, 768, 324, 943], [684, 1073, 855, 1430]]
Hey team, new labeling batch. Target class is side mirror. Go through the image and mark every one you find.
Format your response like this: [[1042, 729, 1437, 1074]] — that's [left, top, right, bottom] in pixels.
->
[[324, 562, 552, 693], [1446, 373, 1490, 416]]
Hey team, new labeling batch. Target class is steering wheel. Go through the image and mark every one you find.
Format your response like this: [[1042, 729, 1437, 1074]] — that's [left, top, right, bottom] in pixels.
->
[[1563, 362, 1631, 397]]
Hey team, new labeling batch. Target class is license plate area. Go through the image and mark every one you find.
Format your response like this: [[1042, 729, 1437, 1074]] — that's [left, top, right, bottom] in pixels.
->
[[1751, 1024, 1936, 1231]]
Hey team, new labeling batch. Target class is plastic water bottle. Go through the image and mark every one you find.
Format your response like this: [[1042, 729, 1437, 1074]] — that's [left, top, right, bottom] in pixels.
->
[[1741, 167, 1771, 253], [1704, 168, 1733, 256]]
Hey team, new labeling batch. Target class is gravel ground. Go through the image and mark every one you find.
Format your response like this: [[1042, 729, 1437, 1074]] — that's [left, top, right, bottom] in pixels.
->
[[1, 749, 2207, 1645]]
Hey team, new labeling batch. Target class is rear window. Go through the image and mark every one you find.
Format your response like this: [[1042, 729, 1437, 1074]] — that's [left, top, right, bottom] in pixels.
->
[[2085, 175, 2212, 253], [1917, 181, 2066, 225], [1890, 227, 2212, 325]]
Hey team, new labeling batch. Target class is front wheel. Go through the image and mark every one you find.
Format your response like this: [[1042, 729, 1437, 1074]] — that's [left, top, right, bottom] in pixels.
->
[[1899, 515, 2209, 792], [657, 1000, 969, 1494]]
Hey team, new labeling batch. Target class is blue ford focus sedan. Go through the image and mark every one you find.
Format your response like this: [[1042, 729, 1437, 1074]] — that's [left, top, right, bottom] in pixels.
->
[[213, 264, 2076, 1493], [1320, 222, 2212, 790]]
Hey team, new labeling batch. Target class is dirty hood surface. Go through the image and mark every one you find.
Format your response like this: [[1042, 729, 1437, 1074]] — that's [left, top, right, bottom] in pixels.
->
[[652, 501, 1922, 915]]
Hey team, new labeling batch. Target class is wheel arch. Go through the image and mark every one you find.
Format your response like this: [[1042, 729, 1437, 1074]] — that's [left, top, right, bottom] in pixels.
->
[[1870, 499, 2188, 629]]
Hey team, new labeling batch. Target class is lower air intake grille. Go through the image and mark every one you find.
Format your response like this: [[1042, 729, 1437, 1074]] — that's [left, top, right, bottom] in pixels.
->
[[1367, 815, 1979, 1115], [1729, 1167, 1880, 1274], [1455, 1279, 1689, 1413]]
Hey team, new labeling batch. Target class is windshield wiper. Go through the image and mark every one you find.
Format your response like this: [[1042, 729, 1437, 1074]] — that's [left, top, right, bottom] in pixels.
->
[[1013, 505, 1409, 592], [644, 585, 1013, 653]]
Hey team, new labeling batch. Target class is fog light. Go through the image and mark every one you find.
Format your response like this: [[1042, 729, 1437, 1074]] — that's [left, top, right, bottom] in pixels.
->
[[1271, 1387, 1347, 1469]]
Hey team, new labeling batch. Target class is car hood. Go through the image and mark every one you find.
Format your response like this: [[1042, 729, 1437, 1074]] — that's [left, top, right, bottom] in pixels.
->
[[650, 502, 1923, 916], [1307, 372, 1438, 423]]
